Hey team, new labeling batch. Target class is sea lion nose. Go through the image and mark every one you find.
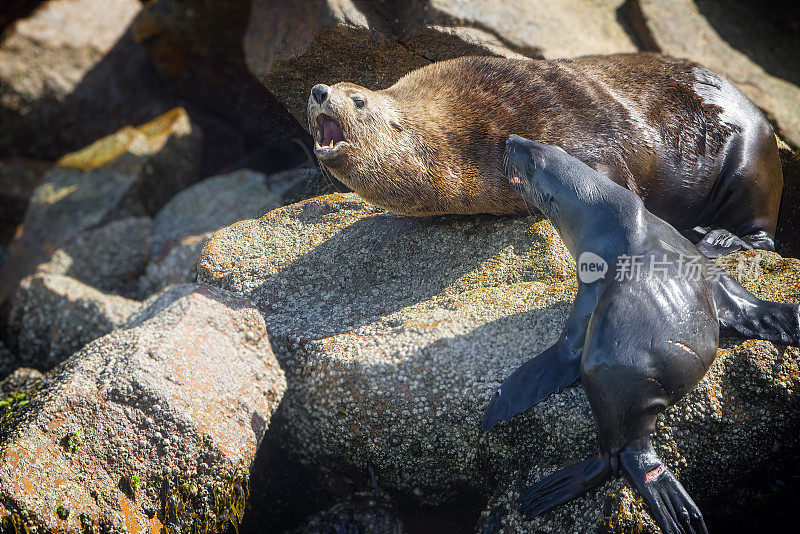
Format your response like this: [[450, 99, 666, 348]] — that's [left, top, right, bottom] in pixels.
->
[[311, 84, 329, 104]]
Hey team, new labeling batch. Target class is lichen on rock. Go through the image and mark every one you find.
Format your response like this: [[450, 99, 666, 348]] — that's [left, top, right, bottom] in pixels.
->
[[0, 284, 286, 533]]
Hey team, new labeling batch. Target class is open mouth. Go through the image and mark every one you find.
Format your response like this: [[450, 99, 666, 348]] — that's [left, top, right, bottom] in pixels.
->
[[314, 114, 348, 153]]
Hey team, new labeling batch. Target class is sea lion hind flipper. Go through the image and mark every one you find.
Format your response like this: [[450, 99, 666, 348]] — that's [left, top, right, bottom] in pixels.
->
[[619, 442, 708, 534], [482, 343, 580, 431], [695, 229, 752, 258], [695, 229, 776, 259], [712, 272, 800, 346], [517, 455, 612, 519]]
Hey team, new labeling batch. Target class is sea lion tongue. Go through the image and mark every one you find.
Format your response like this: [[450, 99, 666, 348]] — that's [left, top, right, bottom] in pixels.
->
[[317, 114, 346, 146], [325, 120, 345, 145]]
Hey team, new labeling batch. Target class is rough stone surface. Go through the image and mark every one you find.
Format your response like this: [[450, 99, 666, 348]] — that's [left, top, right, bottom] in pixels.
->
[[244, 0, 635, 125], [0, 158, 51, 244], [244, 0, 427, 126], [151, 169, 278, 259], [629, 0, 800, 147], [0, 0, 173, 160], [244, 0, 636, 127], [263, 165, 350, 209], [51, 106, 202, 217], [37, 217, 153, 299], [0, 283, 286, 534], [294, 490, 404, 534], [0, 367, 45, 397], [478, 475, 656, 534], [0, 107, 201, 305], [138, 232, 212, 299], [776, 140, 799, 257], [244, 0, 636, 126], [404, 0, 637, 60], [132, 0, 307, 150], [198, 194, 800, 528], [198, 194, 574, 503], [138, 165, 346, 299], [7, 273, 141, 372]]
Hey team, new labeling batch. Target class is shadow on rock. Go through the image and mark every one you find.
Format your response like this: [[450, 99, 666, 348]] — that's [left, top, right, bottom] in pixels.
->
[[695, 0, 800, 87]]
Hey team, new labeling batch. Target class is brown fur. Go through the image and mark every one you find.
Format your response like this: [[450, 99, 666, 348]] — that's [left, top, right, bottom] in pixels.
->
[[307, 54, 782, 237]]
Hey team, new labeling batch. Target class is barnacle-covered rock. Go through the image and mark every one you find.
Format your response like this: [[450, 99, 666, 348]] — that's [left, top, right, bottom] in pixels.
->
[[0, 284, 286, 533], [198, 193, 800, 532]]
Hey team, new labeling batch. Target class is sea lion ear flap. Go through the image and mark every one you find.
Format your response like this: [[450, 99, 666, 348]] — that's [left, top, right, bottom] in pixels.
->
[[390, 120, 404, 132]]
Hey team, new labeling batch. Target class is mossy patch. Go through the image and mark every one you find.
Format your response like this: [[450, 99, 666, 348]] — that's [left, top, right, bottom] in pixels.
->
[[62, 428, 83, 453]]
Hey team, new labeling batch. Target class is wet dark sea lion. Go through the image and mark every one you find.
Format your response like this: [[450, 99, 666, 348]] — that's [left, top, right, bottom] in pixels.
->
[[306, 54, 783, 257], [482, 135, 800, 533]]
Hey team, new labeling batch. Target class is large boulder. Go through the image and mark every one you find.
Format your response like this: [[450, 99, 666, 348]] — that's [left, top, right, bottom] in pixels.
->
[[197, 194, 800, 529], [244, 0, 636, 125], [138, 232, 213, 299], [0, 284, 286, 533], [197, 194, 573, 503], [626, 0, 800, 147], [0, 158, 51, 245], [139, 166, 346, 299], [6, 273, 141, 372], [0, 0, 173, 160], [151, 169, 278, 259], [132, 0, 307, 150], [0, 107, 201, 306], [389, 0, 637, 60], [37, 216, 153, 299], [244, 0, 429, 126]]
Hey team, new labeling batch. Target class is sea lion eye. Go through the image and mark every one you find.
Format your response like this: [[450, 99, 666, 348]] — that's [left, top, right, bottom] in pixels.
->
[[351, 95, 365, 108]]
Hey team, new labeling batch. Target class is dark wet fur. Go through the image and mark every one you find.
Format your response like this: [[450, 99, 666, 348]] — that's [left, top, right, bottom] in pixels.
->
[[485, 136, 797, 534]]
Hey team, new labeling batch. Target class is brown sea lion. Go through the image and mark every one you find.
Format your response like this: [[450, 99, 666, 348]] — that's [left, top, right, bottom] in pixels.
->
[[306, 54, 783, 257]]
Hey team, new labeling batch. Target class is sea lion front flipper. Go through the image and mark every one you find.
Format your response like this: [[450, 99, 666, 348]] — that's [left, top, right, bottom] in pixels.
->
[[517, 455, 612, 519], [711, 271, 800, 346], [619, 439, 708, 534], [482, 342, 581, 430], [692, 228, 775, 258], [483, 282, 599, 431]]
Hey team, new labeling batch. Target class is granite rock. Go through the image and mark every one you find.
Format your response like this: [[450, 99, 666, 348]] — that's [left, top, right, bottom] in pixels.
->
[[7, 273, 141, 372], [0, 283, 286, 533], [198, 194, 800, 530]]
